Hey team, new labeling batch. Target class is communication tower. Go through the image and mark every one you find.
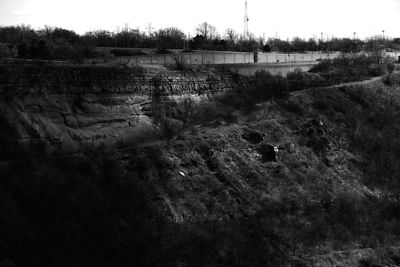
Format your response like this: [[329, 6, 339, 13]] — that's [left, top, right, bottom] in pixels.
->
[[244, 1, 249, 40], [146, 23, 154, 36]]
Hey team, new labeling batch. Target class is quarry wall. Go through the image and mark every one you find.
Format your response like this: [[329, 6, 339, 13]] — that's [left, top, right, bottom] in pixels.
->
[[0, 63, 238, 153], [0, 64, 236, 96]]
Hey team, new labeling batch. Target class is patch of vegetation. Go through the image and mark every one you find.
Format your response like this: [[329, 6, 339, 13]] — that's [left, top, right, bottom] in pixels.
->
[[310, 54, 394, 84], [382, 73, 400, 86], [150, 54, 393, 141], [217, 54, 393, 117], [214, 70, 289, 113], [0, 43, 12, 58], [286, 69, 328, 90]]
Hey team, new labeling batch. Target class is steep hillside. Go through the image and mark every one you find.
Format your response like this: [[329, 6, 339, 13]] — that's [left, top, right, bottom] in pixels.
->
[[2, 61, 400, 266]]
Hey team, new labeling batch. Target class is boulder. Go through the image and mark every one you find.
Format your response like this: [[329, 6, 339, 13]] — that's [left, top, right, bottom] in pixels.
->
[[257, 143, 278, 162]]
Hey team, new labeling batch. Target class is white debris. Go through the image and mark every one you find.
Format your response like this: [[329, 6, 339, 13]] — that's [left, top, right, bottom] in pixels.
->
[[179, 171, 186, 177]]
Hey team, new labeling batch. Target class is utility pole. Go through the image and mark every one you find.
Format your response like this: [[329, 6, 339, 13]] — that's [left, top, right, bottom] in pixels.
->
[[21, 25, 25, 42], [186, 32, 191, 51], [115, 26, 120, 47], [124, 23, 129, 47], [320, 32, 324, 53], [326, 33, 329, 52], [353, 32, 356, 52], [313, 34, 317, 53]]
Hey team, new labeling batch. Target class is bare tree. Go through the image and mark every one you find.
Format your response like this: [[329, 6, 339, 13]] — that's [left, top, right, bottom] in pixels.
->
[[155, 27, 185, 52], [196, 22, 216, 40], [224, 28, 238, 44]]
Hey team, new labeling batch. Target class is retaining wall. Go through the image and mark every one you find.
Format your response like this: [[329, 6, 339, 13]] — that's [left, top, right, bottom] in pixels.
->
[[85, 51, 338, 66]]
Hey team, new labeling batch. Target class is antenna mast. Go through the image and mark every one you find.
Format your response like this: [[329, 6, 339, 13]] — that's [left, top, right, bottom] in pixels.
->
[[244, 1, 249, 40]]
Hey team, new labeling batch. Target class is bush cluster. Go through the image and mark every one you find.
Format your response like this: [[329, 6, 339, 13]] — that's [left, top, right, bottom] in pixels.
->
[[12, 40, 101, 61], [109, 49, 147, 57], [286, 69, 328, 90], [382, 73, 400, 86], [310, 54, 394, 84]]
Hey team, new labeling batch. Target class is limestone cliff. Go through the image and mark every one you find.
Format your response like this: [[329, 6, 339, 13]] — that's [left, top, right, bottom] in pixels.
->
[[0, 62, 237, 153]]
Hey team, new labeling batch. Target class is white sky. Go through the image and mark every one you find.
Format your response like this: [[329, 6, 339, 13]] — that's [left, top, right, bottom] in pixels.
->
[[0, 0, 399, 40]]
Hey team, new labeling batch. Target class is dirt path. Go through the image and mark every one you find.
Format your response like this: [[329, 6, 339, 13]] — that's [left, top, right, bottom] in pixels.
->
[[323, 70, 399, 90], [291, 72, 399, 98]]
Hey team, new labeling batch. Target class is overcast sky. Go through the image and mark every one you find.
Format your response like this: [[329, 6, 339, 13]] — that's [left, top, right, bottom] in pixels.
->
[[0, 0, 399, 40]]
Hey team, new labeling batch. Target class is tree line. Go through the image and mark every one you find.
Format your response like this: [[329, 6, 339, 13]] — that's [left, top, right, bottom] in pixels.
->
[[0, 23, 399, 60]]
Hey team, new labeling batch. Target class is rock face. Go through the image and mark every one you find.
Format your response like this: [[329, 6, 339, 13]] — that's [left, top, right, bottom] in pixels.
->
[[0, 63, 237, 152]]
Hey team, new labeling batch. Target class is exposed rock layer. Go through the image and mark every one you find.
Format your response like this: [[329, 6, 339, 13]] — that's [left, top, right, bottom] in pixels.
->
[[0, 63, 237, 151]]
